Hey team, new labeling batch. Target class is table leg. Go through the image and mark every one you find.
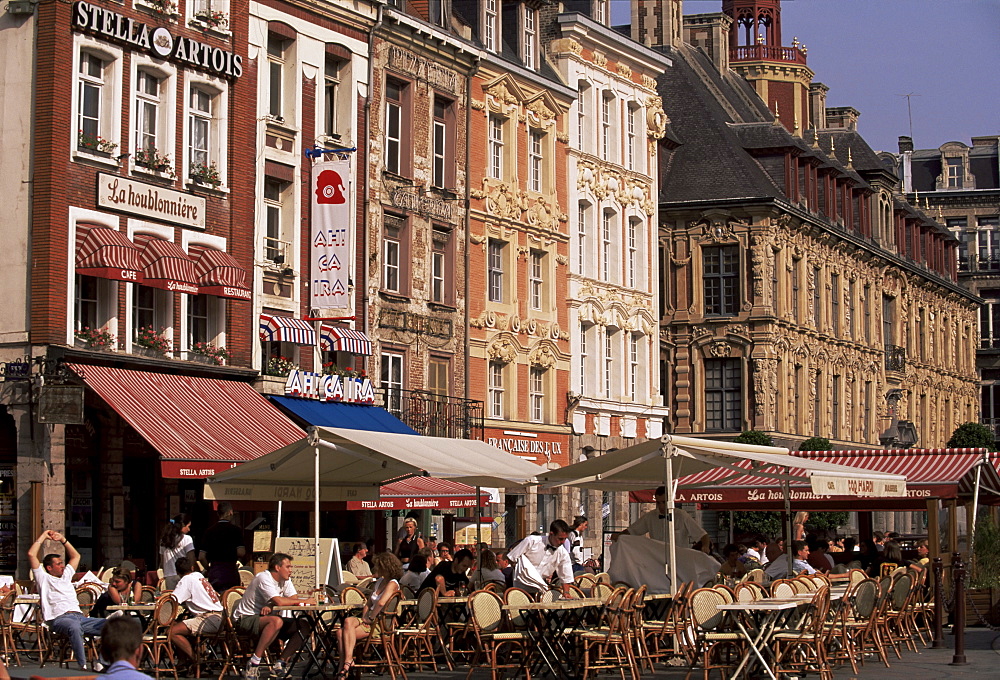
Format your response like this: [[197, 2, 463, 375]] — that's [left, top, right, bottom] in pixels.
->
[[729, 610, 781, 680]]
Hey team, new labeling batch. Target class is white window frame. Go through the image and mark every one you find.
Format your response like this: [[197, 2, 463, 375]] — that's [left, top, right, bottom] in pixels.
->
[[604, 328, 615, 398], [626, 217, 639, 288], [579, 323, 589, 394], [73, 39, 123, 163], [433, 97, 448, 188], [130, 59, 175, 175], [595, 0, 608, 24], [263, 178, 289, 264], [629, 334, 640, 401], [576, 83, 588, 151], [185, 77, 228, 188], [127, 222, 176, 356], [385, 79, 404, 174], [488, 239, 504, 303], [523, 6, 537, 69], [577, 202, 589, 275], [601, 93, 613, 162], [530, 367, 544, 422], [529, 250, 543, 310], [529, 129, 543, 192], [381, 351, 404, 412], [626, 103, 638, 171], [323, 54, 341, 139], [383, 224, 401, 292], [267, 34, 289, 121], [602, 210, 614, 282], [484, 0, 499, 52], [488, 361, 504, 419], [488, 115, 504, 180], [134, 70, 161, 154], [67, 209, 121, 345]]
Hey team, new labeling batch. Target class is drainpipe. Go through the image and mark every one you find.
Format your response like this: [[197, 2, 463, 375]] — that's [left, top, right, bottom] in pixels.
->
[[363, 3, 385, 361], [464, 56, 481, 406]]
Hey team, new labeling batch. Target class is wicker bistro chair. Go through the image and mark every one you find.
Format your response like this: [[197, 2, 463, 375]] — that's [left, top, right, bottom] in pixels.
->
[[743, 569, 766, 584], [463, 590, 532, 680], [0, 591, 22, 666], [572, 587, 638, 680], [215, 588, 253, 680], [340, 587, 367, 609], [352, 592, 404, 680], [825, 577, 878, 674], [733, 582, 764, 604], [683, 587, 745, 680], [140, 586, 158, 603], [395, 588, 451, 673], [771, 585, 833, 680], [770, 580, 797, 599], [624, 584, 656, 674], [8, 594, 47, 663], [591, 582, 614, 600], [502, 588, 533, 632], [42, 590, 103, 668], [883, 571, 920, 653], [640, 580, 694, 667], [140, 595, 180, 680]]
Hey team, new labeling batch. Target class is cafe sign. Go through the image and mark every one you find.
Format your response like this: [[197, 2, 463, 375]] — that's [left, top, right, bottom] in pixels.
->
[[284, 369, 375, 405], [98, 174, 206, 229], [72, 1, 243, 79]]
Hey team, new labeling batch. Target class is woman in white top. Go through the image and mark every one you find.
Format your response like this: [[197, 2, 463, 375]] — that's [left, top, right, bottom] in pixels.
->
[[335, 552, 402, 679], [399, 551, 430, 594], [159, 513, 196, 590]]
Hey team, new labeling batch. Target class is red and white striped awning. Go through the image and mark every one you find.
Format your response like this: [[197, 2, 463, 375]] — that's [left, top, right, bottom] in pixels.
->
[[67, 363, 303, 478], [664, 448, 1000, 509], [345, 477, 491, 510], [137, 236, 199, 294], [191, 247, 251, 300], [259, 313, 316, 345], [320, 324, 372, 355], [76, 226, 143, 282]]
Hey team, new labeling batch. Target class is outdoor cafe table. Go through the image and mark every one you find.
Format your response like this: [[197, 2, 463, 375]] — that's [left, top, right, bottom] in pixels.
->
[[272, 603, 357, 678], [106, 603, 157, 613], [644, 592, 673, 621], [502, 597, 605, 680]]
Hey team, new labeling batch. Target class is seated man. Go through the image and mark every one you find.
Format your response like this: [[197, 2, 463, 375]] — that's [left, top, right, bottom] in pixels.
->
[[101, 616, 154, 680], [419, 548, 474, 596], [614, 486, 709, 553], [764, 540, 817, 579], [28, 530, 105, 671], [806, 539, 833, 573], [168, 558, 224, 665], [346, 543, 372, 579], [232, 552, 313, 679]]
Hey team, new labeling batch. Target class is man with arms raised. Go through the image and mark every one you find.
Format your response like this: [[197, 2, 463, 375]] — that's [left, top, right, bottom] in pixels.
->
[[28, 530, 105, 671]]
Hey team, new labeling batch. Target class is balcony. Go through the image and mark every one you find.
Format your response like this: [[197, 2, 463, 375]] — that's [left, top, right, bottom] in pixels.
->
[[958, 254, 1000, 274], [374, 387, 484, 440], [885, 345, 906, 372], [730, 44, 807, 65], [982, 419, 1000, 442]]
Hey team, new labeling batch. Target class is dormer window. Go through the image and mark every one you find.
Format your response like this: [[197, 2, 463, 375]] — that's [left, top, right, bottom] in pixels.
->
[[938, 142, 973, 191], [484, 0, 499, 52], [523, 6, 537, 69], [594, 0, 608, 24], [947, 157, 964, 188]]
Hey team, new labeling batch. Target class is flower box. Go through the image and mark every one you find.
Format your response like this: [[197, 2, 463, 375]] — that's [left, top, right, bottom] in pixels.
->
[[133, 346, 166, 359]]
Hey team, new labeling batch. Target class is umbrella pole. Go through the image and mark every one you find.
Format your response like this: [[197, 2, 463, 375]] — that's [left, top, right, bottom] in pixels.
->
[[970, 454, 984, 559], [665, 442, 677, 594], [277, 501, 283, 539], [476, 486, 482, 587], [314, 437, 321, 590], [783, 477, 793, 575]]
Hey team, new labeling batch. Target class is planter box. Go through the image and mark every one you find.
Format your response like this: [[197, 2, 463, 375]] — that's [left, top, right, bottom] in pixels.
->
[[133, 346, 167, 359], [965, 587, 1000, 626], [187, 352, 218, 365], [74, 338, 115, 352]]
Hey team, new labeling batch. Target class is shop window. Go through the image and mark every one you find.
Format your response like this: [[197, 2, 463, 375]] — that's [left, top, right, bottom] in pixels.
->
[[529, 367, 545, 422], [431, 225, 453, 304], [703, 245, 739, 316], [381, 351, 404, 413], [488, 361, 505, 419], [263, 178, 292, 265], [705, 358, 741, 432]]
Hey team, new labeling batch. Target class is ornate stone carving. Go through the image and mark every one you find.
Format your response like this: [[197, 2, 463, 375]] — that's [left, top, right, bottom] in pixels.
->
[[550, 37, 582, 55], [592, 51, 607, 68], [469, 233, 486, 245], [526, 98, 555, 123], [694, 213, 743, 244], [525, 195, 562, 230], [555, 254, 568, 266], [470, 99, 486, 111], [487, 336, 518, 364], [645, 96, 668, 139], [753, 358, 777, 421], [708, 341, 732, 358], [528, 342, 557, 369], [617, 63, 632, 79], [641, 74, 657, 90], [479, 179, 526, 220], [751, 234, 774, 306], [555, 132, 570, 144], [470, 310, 497, 329]]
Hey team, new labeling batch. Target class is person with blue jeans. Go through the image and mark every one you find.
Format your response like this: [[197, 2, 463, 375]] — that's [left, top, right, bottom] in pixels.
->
[[28, 530, 106, 670]]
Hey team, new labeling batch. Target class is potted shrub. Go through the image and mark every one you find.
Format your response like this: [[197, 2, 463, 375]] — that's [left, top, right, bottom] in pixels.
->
[[967, 514, 1000, 625], [134, 147, 174, 176], [74, 327, 116, 351], [190, 9, 228, 30], [189, 161, 222, 188], [145, 0, 177, 16], [321, 363, 366, 379], [77, 131, 118, 156], [264, 356, 295, 377], [134, 326, 172, 357], [189, 341, 230, 365]]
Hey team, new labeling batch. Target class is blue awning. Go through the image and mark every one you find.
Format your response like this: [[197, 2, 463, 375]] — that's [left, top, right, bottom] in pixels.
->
[[269, 396, 418, 435]]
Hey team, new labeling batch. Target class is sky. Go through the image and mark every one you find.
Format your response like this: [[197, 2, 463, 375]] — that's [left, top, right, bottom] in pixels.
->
[[611, 0, 1000, 153]]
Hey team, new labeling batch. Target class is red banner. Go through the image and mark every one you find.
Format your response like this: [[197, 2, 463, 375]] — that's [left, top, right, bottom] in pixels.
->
[[160, 461, 239, 479]]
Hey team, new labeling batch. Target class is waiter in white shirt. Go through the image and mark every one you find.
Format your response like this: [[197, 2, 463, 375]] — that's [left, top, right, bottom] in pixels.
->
[[507, 520, 574, 596], [613, 486, 710, 553]]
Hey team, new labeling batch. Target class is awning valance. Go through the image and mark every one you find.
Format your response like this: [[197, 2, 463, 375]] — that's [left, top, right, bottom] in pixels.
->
[[67, 363, 303, 478], [259, 314, 317, 345], [76, 226, 143, 282], [270, 396, 416, 435], [320, 325, 372, 355], [137, 237, 199, 294], [346, 477, 491, 510], [193, 248, 251, 300]]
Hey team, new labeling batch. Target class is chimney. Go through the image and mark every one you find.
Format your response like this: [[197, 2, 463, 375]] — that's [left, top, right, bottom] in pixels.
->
[[971, 135, 1000, 148], [825, 106, 860, 131], [808, 82, 828, 130], [683, 13, 733, 74], [897, 136, 914, 153], [898, 136, 913, 193], [632, 0, 684, 49]]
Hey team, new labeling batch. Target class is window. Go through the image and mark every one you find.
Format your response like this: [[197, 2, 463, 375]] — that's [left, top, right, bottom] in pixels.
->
[[863, 284, 871, 343], [705, 358, 741, 431], [488, 362, 504, 419], [484, 0, 499, 52], [882, 295, 895, 346], [134, 70, 161, 154], [78, 52, 108, 148], [132, 281, 169, 347], [188, 87, 212, 168], [703, 245, 739, 316], [432, 97, 451, 188], [385, 79, 405, 174], [601, 94, 613, 161], [948, 218, 970, 269], [629, 334, 639, 402], [813, 266, 822, 328], [529, 250, 543, 310], [864, 381, 873, 442], [946, 157, 964, 188], [263, 178, 289, 263], [530, 367, 544, 422], [579, 323, 589, 394], [594, 0, 608, 23], [576, 83, 587, 150], [428, 357, 449, 396], [791, 259, 800, 322], [528, 129, 543, 192], [488, 115, 503, 179], [847, 278, 855, 338], [577, 203, 589, 274], [267, 34, 288, 120], [832, 374, 841, 439], [523, 6, 537, 69], [979, 217, 1000, 270], [74, 274, 100, 331], [602, 211, 613, 281], [323, 55, 341, 138], [381, 352, 404, 413], [383, 219, 402, 292], [626, 217, 639, 288], [187, 294, 209, 346], [831, 273, 840, 336], [626, 104, 637, 170], [604, 329, 616, 397], [488, 239, 504, 303], [980, 293, 1000, 349], [431, 226, 452, 304]]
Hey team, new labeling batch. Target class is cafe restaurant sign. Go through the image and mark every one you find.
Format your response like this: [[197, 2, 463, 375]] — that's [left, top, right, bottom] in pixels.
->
[[72, 1, 243, 80], [284, 369, 376, 405], [98, 174, 206, 229]]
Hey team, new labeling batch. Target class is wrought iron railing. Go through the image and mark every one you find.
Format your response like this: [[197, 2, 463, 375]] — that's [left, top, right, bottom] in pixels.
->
[[958, 253, 1000, 273], [980, 419, 1000, 440], [730, 44, 807, 65], [374, 387, 484, 440], [885, 344, 906, 372]]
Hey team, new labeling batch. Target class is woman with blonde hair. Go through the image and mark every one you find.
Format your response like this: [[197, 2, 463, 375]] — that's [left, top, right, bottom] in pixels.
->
[[334, 552, 403, 678], [394, 518, 424, 565], [792, 511, 809, 541]]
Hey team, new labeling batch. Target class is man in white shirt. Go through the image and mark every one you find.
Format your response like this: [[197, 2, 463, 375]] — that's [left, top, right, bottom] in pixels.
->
[[168, 557, 224, 664], [232, 552, 312, 679], [745, 537, 769, 565], [507, 520, 574, 596], [764, 540, 816, 579], [27, 530, 105, 671], [615, 486, 710, 553], [346, 543, 371, 579], [565, 516, 588, 573]]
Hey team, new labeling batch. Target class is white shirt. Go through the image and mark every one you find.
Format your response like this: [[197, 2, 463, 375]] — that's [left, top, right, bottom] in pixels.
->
[[172, 572, 223, 615], [508, 535, 573, 590], [33, 565, 81, 622], [234, 570, 297, 620], [161, 534, 195, 577], [765, 556, 816, 579], [566, 530, 584, 565], [627, 508, 705, 546], [399, 568, 429, 593]]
